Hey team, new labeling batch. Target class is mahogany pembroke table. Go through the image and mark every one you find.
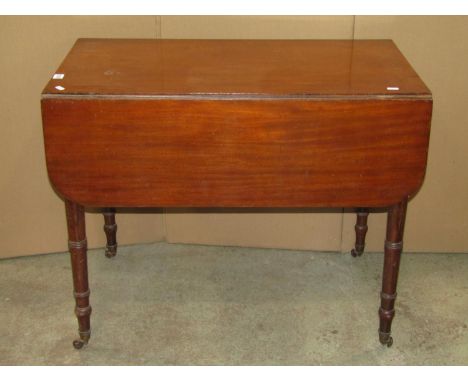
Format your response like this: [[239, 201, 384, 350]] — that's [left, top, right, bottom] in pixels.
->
[[41, 39, 432, 349]]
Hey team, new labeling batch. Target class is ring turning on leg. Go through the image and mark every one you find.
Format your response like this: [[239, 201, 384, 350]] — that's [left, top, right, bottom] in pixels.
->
[[351, 208, 369, 257], [378, 199, 407, 347], [65, 200, 92, 349]]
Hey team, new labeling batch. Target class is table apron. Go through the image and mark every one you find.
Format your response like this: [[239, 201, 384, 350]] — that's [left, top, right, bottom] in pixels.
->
[[41, 98, 432, 208]]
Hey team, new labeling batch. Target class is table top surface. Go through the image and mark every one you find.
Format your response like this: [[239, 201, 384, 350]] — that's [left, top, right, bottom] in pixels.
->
[[42, 38, 431, 100]]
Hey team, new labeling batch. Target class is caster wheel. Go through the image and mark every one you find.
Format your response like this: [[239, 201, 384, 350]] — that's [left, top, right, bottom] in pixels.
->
[[386, 336, 393, 348], [105, 249, 116, 258], [72, 334, 89, 350], [73, 339, 85, 349], [105, 244, 117, 258], [351, 249, 362, 257], [379, 331, 393, 348]]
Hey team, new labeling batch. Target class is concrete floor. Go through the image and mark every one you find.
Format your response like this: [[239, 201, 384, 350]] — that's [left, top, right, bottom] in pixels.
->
[[0, 242, 467, 365]]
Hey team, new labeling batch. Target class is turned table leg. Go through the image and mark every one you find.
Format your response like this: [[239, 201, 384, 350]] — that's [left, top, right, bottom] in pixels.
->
[[351, 208, 369, 257], [103, 208, 117, 258], [378, 198, 407, 347], [65, 200, 92, 349]]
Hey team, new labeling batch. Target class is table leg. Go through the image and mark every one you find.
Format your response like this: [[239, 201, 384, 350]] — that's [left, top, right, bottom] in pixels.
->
[[378, 198, 407, 347], [65, 200, 92, 349], [351, 208, 369, 257], [103, 208, 117, 258]]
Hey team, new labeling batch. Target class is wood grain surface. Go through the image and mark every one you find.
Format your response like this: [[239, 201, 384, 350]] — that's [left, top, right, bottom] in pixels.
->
[[42, 98, 432, 208], [42, 38, 433, 348], [42, 39, 431, 98]]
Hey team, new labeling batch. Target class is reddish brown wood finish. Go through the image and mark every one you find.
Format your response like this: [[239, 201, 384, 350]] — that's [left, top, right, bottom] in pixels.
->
[[379, 198, 408, 347], [41, 39, 433, 349], [65, 200, 91, 349], [103, 209, 117, 258], [351, 208, 369, 257], [42, 39, 430, 97], [42, 98, 431, 208]]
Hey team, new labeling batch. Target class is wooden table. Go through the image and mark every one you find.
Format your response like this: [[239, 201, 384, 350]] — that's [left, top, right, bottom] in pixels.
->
[[41, 39, 432, 349]]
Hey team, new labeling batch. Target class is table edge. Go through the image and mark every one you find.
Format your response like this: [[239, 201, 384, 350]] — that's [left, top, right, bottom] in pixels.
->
[[41, 93, 433, 101]]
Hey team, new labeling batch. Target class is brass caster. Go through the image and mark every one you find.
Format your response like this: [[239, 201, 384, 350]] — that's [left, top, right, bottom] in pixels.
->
[[386, 336, 393, 347], [72, 332, 90, 349], [73, 339, 86, 349], [105, 244, 117, 258], [379, 331, 393, 347], [351, 248, 363, 257]]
